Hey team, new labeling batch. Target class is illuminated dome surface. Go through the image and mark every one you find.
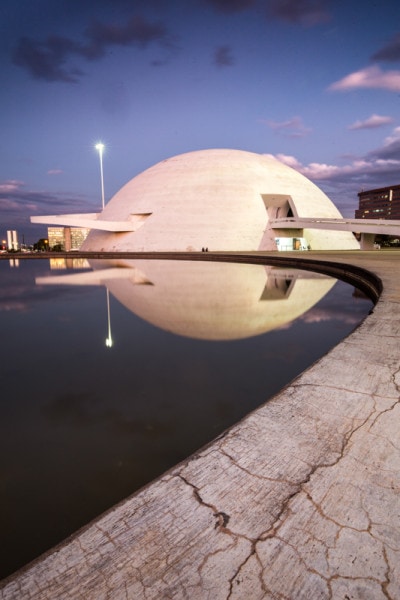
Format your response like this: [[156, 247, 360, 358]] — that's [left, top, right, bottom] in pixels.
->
[[37, 259, 337, 341], [90, 259, 336, 341], [82, 149, 359, 252]]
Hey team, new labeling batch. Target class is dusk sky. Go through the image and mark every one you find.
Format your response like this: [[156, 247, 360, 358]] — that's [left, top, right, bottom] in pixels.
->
[[1, 0, 400, 243]]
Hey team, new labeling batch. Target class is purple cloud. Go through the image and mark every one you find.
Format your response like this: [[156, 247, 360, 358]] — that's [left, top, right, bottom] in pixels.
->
[[348, 114, 394, 130], [367, 127, 400, 161], [204, 0, 331, 24], [267, 0, 331, 26], [262, 116, 312, 138], [266, 127, 400, 214], [82, 16, 174, 59], [264, 126, 400, 216], [203, 0, 256, 13], [12, 15, 177, 83], [328, 65, 400, 92], [214, 45, 235, 67], [372, 32, 400, 62], [0, 180, 94, 232], [13, 36, 84, 83]]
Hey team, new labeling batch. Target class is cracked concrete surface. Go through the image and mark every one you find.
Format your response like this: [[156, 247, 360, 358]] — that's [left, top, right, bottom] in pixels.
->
[[1, 251, 400, 599]]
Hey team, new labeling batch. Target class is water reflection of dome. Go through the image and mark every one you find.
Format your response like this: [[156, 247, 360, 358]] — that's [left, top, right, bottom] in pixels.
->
[[88, 259, 336, 341], [81, 149, 359, 252]]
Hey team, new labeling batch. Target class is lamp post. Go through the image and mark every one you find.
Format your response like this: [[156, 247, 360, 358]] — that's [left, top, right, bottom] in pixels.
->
[[95, 143, 105, 209], [105, 288, 113, 348]]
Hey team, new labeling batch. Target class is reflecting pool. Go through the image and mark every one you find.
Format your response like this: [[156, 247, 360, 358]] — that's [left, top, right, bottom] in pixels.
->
[[0, 258, 373, 580]]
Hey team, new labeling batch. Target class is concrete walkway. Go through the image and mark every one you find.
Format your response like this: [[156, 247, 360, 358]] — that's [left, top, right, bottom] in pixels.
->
[[1, 251, 400, 599]]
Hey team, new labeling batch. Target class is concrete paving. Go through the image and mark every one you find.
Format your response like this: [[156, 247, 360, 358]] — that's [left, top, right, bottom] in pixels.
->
[[1, 250, 400, 599]]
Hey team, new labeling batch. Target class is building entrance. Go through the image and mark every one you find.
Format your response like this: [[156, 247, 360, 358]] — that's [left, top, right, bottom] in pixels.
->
[[275, 237, 308, 251]]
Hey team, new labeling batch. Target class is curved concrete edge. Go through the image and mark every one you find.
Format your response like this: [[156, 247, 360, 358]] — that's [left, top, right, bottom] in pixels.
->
[[1, 251, 400, 599]]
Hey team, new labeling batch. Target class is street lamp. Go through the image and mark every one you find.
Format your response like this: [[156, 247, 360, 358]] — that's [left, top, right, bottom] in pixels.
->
[[95, 142, 105, 209]]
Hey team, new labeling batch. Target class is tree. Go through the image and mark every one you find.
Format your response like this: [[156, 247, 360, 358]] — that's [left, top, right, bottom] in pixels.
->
[[34, 238, 49, 251]]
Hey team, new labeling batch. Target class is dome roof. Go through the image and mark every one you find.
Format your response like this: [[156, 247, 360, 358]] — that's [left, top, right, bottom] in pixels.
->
[[90, 258, 336, 341], [82, 149, 359, 252]]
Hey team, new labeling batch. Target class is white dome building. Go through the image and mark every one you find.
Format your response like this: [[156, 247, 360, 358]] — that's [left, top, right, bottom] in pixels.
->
[[82, 149, 358, 252], [32, 149, 359, 251]]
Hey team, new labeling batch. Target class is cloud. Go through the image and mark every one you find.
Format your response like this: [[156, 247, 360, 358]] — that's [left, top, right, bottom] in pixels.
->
[[0, 283, 76, 313], [266, 0, 331, 26], [0, 180, 24, 193], [214, 45, 235, 67], [13, 36, 84, 83], [204, 0, 331, 25], [0, 179, 94, 231], [203, 0, 256, 13], [329, 65, 400, 92], [368, 126, 400, 161], [262, 116, 311, 138], [300, 307, 366, 326], [47, 169, 63, 175], [12, 15, 177, 83], [274, 151, 400, 185], [82, 15, 175, 59], [266, 126, 400, 215], [372, 32, 400, 62], [348, 114, 394, 130]]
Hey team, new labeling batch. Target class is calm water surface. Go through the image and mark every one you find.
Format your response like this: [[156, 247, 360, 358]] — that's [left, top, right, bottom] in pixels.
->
[[0, 258, 373, 579]]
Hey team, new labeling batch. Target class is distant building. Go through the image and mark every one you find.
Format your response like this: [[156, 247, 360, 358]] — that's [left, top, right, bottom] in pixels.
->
[[47, 227, 65, 250], [48, 227, 90, 251], [70, 227, 90, 250], [355, 185, 400, 220], [7, 230, 18, 251]]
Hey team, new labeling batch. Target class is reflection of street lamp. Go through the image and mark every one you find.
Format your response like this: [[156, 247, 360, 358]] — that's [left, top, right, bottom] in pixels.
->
[[105, 289, 113, 348], [95, 142, 105, 209]]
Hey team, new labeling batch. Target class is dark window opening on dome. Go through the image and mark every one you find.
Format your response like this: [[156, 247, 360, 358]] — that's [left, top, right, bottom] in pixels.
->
[[261, 194, 297, 220], [259, 273, 295, 300]]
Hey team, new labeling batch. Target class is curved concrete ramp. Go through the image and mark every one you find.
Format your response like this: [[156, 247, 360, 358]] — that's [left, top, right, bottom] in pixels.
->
[[1, 251, 399, 599]]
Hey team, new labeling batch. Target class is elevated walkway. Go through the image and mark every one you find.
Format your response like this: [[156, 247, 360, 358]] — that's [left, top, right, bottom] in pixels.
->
[[270, 216, 400, 235], [270, 217, 400, 249], [1, 250, 400, 599]]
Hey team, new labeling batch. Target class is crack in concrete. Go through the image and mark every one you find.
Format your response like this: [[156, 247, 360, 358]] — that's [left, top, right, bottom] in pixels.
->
[[226, 393, 391, 591], [179, 392, 390, 597], [177, 473, 255, 542], [367, 382, 400, 432], [304, 489, 369, 534], [328, 574, 393, 600], [177, 473, 271, 599], [381, 546, 392, 599], [226, 543, 257, 599], [219, 446, 306, 485]]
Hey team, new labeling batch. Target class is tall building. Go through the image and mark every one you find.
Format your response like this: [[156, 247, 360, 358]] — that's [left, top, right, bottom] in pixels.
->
[[47, 227, 90, 251], [47, 227, 65, 249], [7, 230, 18, 250], [355, 185, 400, 220], [70, 227, 90, 250]]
